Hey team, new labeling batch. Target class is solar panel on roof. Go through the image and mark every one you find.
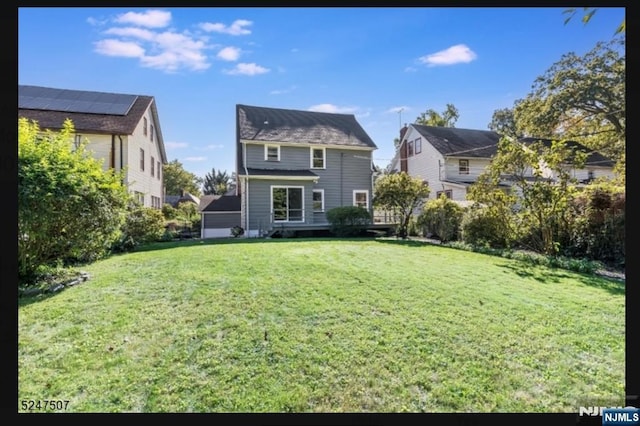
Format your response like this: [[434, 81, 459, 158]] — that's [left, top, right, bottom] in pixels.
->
[[18, 85, 137, 116]]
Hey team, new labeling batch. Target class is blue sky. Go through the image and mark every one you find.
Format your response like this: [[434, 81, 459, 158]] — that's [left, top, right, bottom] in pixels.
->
[[18, 7, 625, 180]]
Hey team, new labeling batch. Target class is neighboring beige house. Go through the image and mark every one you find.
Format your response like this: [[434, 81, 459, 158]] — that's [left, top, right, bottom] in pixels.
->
[[388, 124, 616, 204], [18, 85, 168, 208]]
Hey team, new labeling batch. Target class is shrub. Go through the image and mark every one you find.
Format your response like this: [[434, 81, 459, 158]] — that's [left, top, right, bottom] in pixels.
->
[[231, 226, 245, 238], [326, 206, 372, 237], [564, 184, 625, 268], [114, 203, 166, 251], [18, 118, 129, 283], [416, 196, 464, 243], [460, 205, 512, 249], [162, 203, 178, 220]]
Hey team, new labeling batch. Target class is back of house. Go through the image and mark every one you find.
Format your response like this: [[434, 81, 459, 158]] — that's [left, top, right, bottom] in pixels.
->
[[235, 104, 378, 237]]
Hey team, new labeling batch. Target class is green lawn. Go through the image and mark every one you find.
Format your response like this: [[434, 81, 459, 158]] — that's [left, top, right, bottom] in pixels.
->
[[18, 238, 625, 413]]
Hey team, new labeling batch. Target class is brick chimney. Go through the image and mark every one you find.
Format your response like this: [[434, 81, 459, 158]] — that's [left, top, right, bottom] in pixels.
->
[[399, 123, 408, 141]]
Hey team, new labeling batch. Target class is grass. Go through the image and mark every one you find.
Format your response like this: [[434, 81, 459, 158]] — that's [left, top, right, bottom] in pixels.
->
[[18, 238, 625, 413]]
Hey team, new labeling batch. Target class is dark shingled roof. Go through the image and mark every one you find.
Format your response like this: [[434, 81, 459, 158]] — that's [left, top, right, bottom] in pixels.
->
[[518, 137, 615, 167], [201, 195, 241, 212], [242, 168, 319, 178], [18, 85, 167, 163], [237, 104, 377, 148], [412, 125, 501, 158]]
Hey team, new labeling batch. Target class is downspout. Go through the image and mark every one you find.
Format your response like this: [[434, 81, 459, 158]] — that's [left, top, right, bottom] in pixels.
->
[[111, 135, 115, 169], [340, 152, 344, 206], [243, 141, 250, 236], [118, 135, 125, 186], [119, 136, 123, 171], [370, 151, 374, 210]]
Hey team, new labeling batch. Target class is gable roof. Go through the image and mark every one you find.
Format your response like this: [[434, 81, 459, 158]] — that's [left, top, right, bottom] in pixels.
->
[[518, 137, 616, 168], [411, 124, 501, 158], [409, 125, 614, 168], [18, 85, 167, 163], [201, 195, 241, 212], [236, 104, 377, 148]]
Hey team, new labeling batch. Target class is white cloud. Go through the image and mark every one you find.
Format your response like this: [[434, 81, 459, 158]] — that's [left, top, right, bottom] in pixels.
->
[[94, 39, 145, 57], [270, 85, 297, 95], [224, 62, 270, 76], [184, 156, 208, 162], [202, 144, 224, 150], [104, 27, 156, 41], [115, 10, 171, 28], [419, 44, 477, 67], [217, 46, 241, 61], [308, 104, 358, 114], [87, 16, 109, 26], [165, 142, 188, 149], [199, 19, 252, 35], [95, 24, 210, 72], [404, 66, 417, 72], [387, 106, 411, 114]]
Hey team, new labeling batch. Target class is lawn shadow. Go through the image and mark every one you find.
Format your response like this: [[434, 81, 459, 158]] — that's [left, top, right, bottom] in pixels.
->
[[497, 261, 625, 296], [373, 237, 437, 248], [18, 290, 60, 307]]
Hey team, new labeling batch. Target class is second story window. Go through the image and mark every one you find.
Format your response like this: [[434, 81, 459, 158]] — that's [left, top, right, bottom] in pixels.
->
[[140, 148, 145, 171], [157, 161, 161, 180], [311, 147, 325, 169], [415, 138, 422, 154], [143, 117, 148, 136], [151, 156, 155, 177], [459, 159, 469, 175], [265, 144, 280, 161], [408, 140, 414, 157], [150, 124, 154, 142]]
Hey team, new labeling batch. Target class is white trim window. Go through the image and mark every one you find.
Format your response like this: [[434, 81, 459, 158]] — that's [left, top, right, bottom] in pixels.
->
[[310, 147, 326, 169], [459, 159, 469, 175], [353, 190, 369, 209], [271, 185, 304, 222], [265, 144, 280, 161], [313, 189, 324, 212], [415, 138, 422, 154]]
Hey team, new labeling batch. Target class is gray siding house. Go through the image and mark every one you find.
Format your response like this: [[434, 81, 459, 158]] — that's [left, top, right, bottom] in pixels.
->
[[235, 104, 378, 237]]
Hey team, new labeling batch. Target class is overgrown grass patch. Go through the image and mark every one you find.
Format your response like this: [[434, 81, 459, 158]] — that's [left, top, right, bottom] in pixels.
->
[[18, 238, 625, 412]]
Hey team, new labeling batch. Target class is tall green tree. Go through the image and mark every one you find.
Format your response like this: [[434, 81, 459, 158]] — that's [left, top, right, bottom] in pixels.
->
[[373, 172, 430, 239], [202, 167, 231, 195], [415, 103, 459, 127], [488, 107, 519, 138], [491, 37, 625, 181], [18, 118, 129, 281], [163, 159, 203, 197]]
